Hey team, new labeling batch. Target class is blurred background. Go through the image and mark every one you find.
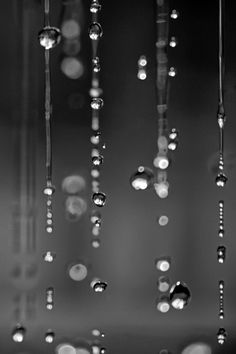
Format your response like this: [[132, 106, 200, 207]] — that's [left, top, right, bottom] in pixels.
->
[[0, 0, 236, 353]]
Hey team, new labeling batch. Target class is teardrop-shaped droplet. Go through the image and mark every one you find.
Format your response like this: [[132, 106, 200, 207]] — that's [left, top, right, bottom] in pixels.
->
[[92, 155, 104, 166], [130, 166, 154, 191], [215, 173, 227, 187], [91, 97, 104, 110], [90, 0, 102, 13], [169, 281, 191, 310], [90, 278, 107, 292], [38, 26, 61, 49], [45, 330, 55, 343], [89, 22, 103, 40], [12, 325, 26, 342], [217, 327, 227, 345], [154, 181, 169, 199], [217, 246, 226, 263], [92, 192, 106, 207]]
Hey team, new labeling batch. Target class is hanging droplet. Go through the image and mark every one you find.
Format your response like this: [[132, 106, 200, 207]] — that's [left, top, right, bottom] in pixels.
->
[[215, 172, 227, 187], [89, 22, 103, 40], [156, 295, 170, 313], [169, 281, 191, 310], [43, 251, 56, 263], [217, 328, 227, 345], [158, 215, 169, 226], [92, 56, 101, 72], [38, 26, 61, 49], [12, 325, 26, 342], [155, 257, 171, 272], [43, 184, 55, 196], [217, 246, 226, 263], [157, 276, 170, 292], [153, 153, 169, 169], [130, 166, 154, 191], [168, 67, 177, 77], [170, 9, 179, 19], [92, 155, 104, 166], [45, 330, 55, 343], [92, 192, 106, 207], [90, 278, 107, 292], [169, 36, 178, 47], [154, 181, 169, 199], [90, 0, 102, 13], [91, 239, 101, 248], [91, 97, 104, 110]]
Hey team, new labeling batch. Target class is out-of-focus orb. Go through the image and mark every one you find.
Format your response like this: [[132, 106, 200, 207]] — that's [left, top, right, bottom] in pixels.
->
[[181, 343, 212, 354]]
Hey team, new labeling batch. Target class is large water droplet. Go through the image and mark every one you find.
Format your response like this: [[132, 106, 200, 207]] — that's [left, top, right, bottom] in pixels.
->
[[90, 210, 101, 224], [215, 172, 227, 187], [92, 192, 106, 207], [90, 278, 107, 292], [68, 262, 88, 281], [217, 328, 227, 345], [90, 0, 102, 13], [169, 281, 191, 310], [89, 22, 103, 40], [130, 166, 154, 190], [217, 246, 226, 263], [45, 330, 55, 343], [156, 295, 170, 313], [38, 26, 61, 49], [12, 325, 26, 342], [157, 276, 170, 292]]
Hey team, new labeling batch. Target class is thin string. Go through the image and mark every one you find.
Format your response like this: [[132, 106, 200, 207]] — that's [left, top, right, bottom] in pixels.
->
[[44, 0, 50, 27], [44, 49, 52, 183]]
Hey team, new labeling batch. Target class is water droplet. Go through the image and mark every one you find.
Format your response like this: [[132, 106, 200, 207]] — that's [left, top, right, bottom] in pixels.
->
[[90, 0, 102, 13], [100, 348, 106, 354], [169, 36, 177, 47], [154, 182, 169, 199], [43, 184, 55, 196], [215, 173, 227, 187], [92, 56, 101, 72], [91, 239, 101, 248], [153, 153, 169, 169], [92, 329, 101, 336], [91, 168, 100, 178], [130, 166, 154, 190], [92, 155, 104, 166], [12, 325, 26, 342], [138, 55, 147, 67], [156, 295, 170, 313], [170, 9, 179, 19], [91, 278, 107, 292], [38, 26, 61, 49], [158, 276, 170, 292], [90, 210, 101, 224], [158, 215, 169, 226], [43, 251, 56, 263], [92, 192, 106, 207], [91, 97, 104, 110], [47, 211, 52, 218], [65, 196, 87, 220], [219, 230, 224, 238], [169, 128, 178, 140], [56, 344, 77, 354], [68, 263, 88, 281], [169, 281, 191, 310], [217, 246, 226, 263], [45, 330, 55, 343], [157, 135, 168, 151], [159, 350, 171, 354], [137, 68, 147, 80], [218, 113, 226, 128], [46, 302, 54, 310], [46, 225, 53, 234], [89, 22, 103, 40], [168, 67, 177, 77], [102, 143, 106, 149], [92, 225, 100, 236], [217, 328, 227, 345], [155, 257, 171, 272], [92, 345, 100, 354], [168, 140, 178, 151]]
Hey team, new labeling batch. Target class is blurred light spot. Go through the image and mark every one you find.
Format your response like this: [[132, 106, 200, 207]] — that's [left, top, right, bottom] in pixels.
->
[[61, 19, 81, 39], [76, 348, 91, 354], [92, 329, 101, 336], [63, 39, 81, 56], [65, 196, 87, 221], [61, 57, 84, 79], [68, 262, 88, 281], [92, 346, 100, 354], [62, 175, 86, 194], [56, 344, 77, 354], [158, 215, 169, 226], [181, 343, 211, 354]]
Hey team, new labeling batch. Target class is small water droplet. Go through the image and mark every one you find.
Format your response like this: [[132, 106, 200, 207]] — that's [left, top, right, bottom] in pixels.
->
[[169, 36, 177, 47], [168, 140, 178, 151], [169, 128, 178, 140], [155, 257, 171, 272], [45, 330, 55, 343], [90, 0, 102, 13], [217, 327, 227, 345], [68, 263, 88, 281], [92, 155, 104, 166], [38, 26, 61, 49], [217, 246, 226, 263], [158, 215, 169, 226], [153, 153, 169, 169], [130, 166, 154, 190], [92, 56, 101, 72], [138, 55, 147, 67], [100, 348, 106, 354], [215, 173, 227, 187], [90, 210, 101, 224], [91, 239, 101, 248], [137, 68, 147, 80], [169, 281, 191, 310], [46, 302, 54, 310], [156, 295, 170, 313], [12, 325, 26, 342], [43, 184, 55, 196], [46, 225, 53, 234], [158, 276, 170, 292], [92, 329, 101, 336], [89, 22, 103, 40], [170, 9, 179, 19], [102, 143, 106, 149], [154, 181, 169, 199], [168, 67, 177, 77], [90, 278, 107, 292], [91, 97, 104, 110], [92, 192, 106, 207], [91, 168, 100, 178], [43, 251, 56, 263]]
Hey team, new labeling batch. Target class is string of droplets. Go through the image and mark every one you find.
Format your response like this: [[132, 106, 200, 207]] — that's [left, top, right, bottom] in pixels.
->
[[38, 0, 60, 345], [215, 0, 227, 346], [89, 0, 106, 249]]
